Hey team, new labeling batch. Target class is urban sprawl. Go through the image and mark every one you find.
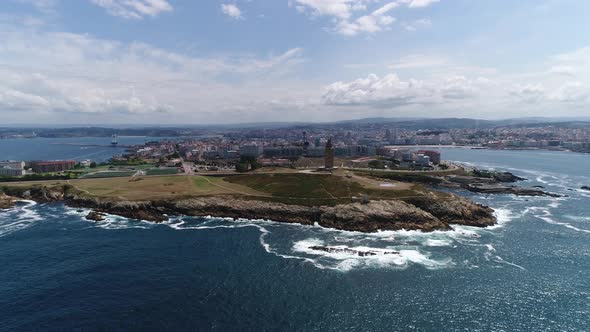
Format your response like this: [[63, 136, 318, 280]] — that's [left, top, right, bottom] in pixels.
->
[[1, 122, 589, 179]]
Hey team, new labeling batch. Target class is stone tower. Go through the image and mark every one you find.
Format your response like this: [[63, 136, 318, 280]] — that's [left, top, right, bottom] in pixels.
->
[[325, 137, 335, 170]]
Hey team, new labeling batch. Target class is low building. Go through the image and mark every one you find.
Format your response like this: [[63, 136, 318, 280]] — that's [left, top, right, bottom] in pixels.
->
[[0, 160, 26, 177], [30, 160, 76, 173], [417, 150, 441, 164], [0, 167, 25, 177], [0, 161, 25, 169], [415, 154, 431, 167]]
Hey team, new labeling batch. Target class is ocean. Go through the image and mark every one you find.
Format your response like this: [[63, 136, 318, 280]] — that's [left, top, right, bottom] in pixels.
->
[[0, 144, 589, 331], [0, 136, 157, 163]]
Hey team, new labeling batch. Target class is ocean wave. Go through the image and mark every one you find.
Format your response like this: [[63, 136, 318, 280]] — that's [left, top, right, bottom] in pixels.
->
[[531, 207, 590, 234], [57, 205, 519, 271], [291, 238, 452, 272], [0, 200, 43, 238]]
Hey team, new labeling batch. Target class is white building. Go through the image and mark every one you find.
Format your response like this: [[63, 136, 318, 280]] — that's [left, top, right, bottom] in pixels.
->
[[0, 161, 25, 169], [0, 161, 25, 177]]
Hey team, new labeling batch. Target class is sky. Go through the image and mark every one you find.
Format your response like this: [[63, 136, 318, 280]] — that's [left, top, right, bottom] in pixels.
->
[[1, 0, 589, 124]]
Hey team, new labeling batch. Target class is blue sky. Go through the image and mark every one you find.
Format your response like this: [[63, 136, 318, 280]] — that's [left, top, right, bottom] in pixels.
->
[[1, 0, 589, 124]]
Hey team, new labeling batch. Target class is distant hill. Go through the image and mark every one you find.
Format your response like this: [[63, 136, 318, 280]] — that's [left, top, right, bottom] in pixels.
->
[[2, 117, 589, 137]]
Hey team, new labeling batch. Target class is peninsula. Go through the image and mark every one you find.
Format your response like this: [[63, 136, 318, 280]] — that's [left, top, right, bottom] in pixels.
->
[[0, 166, 542, 232]]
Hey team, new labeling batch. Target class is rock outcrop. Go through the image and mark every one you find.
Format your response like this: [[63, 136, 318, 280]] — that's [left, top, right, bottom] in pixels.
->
[[464, 184, 563, 197], [0, 194, 16, 209], [3, 184, 498, 233], [85, 211, 106, 222], [309, 246, 399, 257], [471, 169, 527, 182], [403, 194, 497, 227]]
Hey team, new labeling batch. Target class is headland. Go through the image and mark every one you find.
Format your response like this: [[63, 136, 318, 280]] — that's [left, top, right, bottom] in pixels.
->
[[0, 165, 560, 232]]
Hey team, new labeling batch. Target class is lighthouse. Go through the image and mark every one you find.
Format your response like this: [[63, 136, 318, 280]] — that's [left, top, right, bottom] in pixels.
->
[[111, 134, 118, 146], [324, 137, 335, 170]]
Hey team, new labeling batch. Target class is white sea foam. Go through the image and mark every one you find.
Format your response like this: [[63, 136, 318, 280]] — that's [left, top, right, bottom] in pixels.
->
[[537, 215, 590, 234], [564, 215, 590, 222], [290, 238, 452, 271], [493, 255, 526, 271], [424, 239, 453, 247], [533, 208, 590, 234], [56, 201, 524, 271], [0, 200, 43, 238]]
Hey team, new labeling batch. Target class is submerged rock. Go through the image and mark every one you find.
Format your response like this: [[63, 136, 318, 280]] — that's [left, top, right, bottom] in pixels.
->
[[85, 211, 106, 222]]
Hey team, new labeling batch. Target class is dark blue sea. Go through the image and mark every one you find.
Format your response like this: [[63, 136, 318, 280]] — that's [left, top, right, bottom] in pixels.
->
[[1, 145, 589, 331]]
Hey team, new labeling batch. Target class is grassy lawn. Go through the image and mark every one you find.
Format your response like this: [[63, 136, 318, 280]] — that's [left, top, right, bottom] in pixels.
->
[[66, 175, 262, 200], [224, 173, 427, 206], [1, 172, 432, 206], [224, 173, 360, 198]]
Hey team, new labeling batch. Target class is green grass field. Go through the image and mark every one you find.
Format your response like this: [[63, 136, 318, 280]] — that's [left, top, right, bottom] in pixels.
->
[[224, 173, 426, 206], [2, 172, 433, 206]]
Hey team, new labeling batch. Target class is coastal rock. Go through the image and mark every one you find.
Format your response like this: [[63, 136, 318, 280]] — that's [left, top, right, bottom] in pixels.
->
[[404, 194, 496, 227], [2, 185, 66, 202], [85, 211, 106, 222], [0, 194, 16, 209], [582, 186, 590, 191], [471, 169, 526, 182], [309, 246, 399, 257], [318, 200, 449, 232], [4, 185, 498, 233], [465, 184, 563, 197]]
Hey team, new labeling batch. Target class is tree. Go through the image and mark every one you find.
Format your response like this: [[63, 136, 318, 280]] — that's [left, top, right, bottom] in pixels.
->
[[368, 160, 385, 169], [89, 162, 97, 168], [236, 163, 250, 173]]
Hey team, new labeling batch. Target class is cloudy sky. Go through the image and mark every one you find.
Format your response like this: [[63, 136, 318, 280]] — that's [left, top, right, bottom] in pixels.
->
[[1, 0, 589, 124]]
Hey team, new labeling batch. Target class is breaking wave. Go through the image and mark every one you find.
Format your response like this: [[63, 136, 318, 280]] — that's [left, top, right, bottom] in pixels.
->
[[0, 200, 43, 238]]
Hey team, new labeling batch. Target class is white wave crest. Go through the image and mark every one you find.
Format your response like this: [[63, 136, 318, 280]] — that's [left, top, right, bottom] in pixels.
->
[[0, 200, 43, 238], [291, 238, 452, 272]]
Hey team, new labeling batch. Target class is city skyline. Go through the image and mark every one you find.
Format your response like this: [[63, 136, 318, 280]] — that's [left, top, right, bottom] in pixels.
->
[[1, 0, 590, 124]]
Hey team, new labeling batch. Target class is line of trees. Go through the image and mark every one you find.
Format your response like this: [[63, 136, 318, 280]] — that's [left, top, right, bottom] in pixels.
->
[[235, 156, 262, 173]]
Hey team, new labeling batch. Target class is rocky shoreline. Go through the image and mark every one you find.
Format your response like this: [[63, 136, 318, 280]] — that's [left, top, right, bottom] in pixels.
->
[[0, 194, 16, 209], [0, 184, 496, 233]]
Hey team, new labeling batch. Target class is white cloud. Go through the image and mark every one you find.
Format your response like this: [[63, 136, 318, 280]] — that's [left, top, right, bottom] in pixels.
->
[[336, 2, 398, 36], [291, 0, 365, 19], [0, 27, 306, 120], [401, 0, 439, 8], [322, 71, 498, 108], [549, 65, 575, 76], [90, 0, 173, 19], [221, 4, 243, 19], [550, 82, 590, 103], [509, 84, 545, 104], [402, 18, 432, 31], [322, 73, 435, 106], [292, 0, 439, 36]]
